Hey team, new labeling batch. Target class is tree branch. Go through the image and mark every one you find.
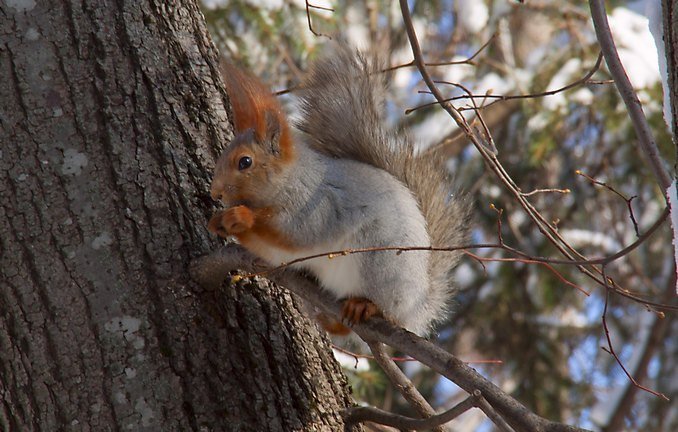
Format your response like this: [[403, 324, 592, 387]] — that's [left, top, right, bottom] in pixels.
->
[[396, 0, 670, 311], [367, 341, 450, 432], [588, 0, 673, 191], [600, 276, 676, 431], [190, 245, 593, 432], [396, 0, 611, 295], [344, 392, 478, 430]]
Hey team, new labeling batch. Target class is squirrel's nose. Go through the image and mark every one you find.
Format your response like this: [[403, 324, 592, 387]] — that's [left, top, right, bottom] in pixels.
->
[[210, 188, 222, 202]]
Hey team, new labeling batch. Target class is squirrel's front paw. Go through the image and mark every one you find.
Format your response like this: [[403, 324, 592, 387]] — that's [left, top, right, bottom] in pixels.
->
[[208, 205, 255, 237], [341, 297, 381, 326]]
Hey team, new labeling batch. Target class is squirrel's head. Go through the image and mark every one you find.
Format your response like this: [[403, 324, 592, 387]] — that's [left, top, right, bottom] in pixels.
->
[[210, 110, 292, 208]]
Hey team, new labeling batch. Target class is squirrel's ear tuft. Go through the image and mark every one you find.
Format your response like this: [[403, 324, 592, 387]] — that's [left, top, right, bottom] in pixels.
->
[[263, 110, 282, 155]]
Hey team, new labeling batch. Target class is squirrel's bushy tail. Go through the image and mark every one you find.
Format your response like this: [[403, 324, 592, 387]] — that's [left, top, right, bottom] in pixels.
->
[[297, 45, 470, 331]]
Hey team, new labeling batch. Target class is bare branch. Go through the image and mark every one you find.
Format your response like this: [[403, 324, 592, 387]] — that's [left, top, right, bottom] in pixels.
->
[[205, 206, 673, 311], [382, 33, 496, 73], [588, 0, 673, 191], [462, 250, 590, 296], [520, 188, 571, 197], [305, 1, 333, 39], [601, 276, 676, 430], [190, 244, 593, 432], [576, 170, 640, 236], [600, 267, 669, 401], [367, 341, 449, 432], [406, 52, 604, 114], [475, 394, 516, 432], [396, 0, 669, 308], [344, 392, 478, 430], [333, 344, 503, 365]]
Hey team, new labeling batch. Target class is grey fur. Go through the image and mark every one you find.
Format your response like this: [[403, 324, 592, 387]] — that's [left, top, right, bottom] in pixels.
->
[[292, 45, 470, 334]]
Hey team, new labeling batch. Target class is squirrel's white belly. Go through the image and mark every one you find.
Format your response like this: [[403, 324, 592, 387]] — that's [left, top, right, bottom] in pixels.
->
[[257, 241, 362, 299]]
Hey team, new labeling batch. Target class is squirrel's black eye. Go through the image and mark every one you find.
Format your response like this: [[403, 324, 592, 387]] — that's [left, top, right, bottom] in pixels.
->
[[238, 156, 252, 170]]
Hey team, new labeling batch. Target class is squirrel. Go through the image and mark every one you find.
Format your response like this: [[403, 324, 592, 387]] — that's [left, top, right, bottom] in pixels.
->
[[208, 45, 469, 336]]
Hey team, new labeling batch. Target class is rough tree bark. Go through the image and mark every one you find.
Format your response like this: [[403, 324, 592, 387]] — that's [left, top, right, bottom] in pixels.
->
[[0, 1, 355, 430]]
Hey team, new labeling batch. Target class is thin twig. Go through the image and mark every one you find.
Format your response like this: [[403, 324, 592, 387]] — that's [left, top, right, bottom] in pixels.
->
[[576, 170, 640, 236], [332, 344, 503, 365], [221, 206, 674, 311], [367, 341, 449, 432], [521, 188, 571, 197], [601, 275, 676, 429], [462, 250, 589, 296], [448, 80, 497, 152], [406, 52, 604, 114], [304, 1, 333, 39], [396, 0, 665, 306], [588, 0, 673, 191], [600, 267, 669, 400], [382, 33, 496, 73], [344, 393, 479, 430]]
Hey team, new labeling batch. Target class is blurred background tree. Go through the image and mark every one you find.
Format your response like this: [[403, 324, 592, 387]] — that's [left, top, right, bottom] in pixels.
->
[[201, 0, 676, 430]]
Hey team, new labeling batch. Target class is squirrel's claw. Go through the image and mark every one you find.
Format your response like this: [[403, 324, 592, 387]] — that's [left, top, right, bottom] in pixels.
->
[[207, 205, 255, 237], [341, 297, 381, 326], [316, 313, 352, 335], [208, 209, 230, 238]]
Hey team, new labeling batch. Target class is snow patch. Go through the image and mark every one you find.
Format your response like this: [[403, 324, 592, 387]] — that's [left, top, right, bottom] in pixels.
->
[[669, 180, 678, 294], [608, 7, 660, 89], [454, 262, 475, 287], [291, 0, 333, 16], [200, 0, 224, 9], [570, 88, 594, 106], [646, 0, 672, 133], [526, 112, 549, 132], [560, 229, 621, 252], [474, 72, 513, 98], [456, 0, 489, 34], [345, 6, 370, 49], [393, 67, 413, 90], [441, 56, 475, 85], [244, 0, 283, 10], [332, 349, 370, 372], [411, 110, 457, 148], [543, 59, 581, 111]]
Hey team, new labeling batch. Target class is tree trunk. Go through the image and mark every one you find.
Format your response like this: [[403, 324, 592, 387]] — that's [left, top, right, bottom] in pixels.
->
[[663, 0, 678, 145], [0, 1, 354, 430]]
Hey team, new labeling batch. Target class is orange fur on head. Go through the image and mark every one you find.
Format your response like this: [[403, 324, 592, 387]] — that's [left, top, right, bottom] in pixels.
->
[[220, 61, 292, 158]]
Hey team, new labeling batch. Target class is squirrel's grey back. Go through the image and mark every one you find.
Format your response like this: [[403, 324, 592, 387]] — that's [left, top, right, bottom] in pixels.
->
[[297, 45, 470, 331]]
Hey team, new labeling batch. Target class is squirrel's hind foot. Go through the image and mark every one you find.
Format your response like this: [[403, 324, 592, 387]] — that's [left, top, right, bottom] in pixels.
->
[[316, 313, 353, 335], [341, 297, 381, 326]]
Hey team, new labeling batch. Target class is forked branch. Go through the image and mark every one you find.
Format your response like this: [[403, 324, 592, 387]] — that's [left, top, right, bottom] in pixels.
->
[[189, 245, 593, 432]]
